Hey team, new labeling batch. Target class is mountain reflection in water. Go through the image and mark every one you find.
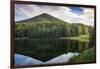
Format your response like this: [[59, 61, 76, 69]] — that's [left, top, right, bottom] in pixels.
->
[[15, 39, 93, 66], [15, 52, 79, 66]]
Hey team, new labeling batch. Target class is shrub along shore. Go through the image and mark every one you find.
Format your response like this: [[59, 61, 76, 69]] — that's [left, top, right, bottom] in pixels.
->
[[69, 47, 95, 63]]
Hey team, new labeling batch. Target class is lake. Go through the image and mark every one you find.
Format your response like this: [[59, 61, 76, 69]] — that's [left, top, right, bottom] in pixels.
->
[[15, 38, 93, 65]]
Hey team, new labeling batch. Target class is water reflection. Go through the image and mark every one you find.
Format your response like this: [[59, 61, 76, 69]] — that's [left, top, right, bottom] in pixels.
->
[[15, 39, 93, 62], [15, 52, 79, 66]]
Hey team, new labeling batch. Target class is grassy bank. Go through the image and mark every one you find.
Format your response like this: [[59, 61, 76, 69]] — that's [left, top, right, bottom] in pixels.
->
[[68, 34, 90, 39], [59, 34, 90, 42], [69, 47, 95, 63]]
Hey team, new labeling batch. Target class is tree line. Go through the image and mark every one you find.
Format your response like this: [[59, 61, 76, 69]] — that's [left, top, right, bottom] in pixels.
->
[[15, 21, 94, 39]]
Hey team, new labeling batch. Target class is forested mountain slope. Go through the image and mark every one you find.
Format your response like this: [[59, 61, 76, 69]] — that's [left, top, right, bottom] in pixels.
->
[[15, 13, 94, 39]]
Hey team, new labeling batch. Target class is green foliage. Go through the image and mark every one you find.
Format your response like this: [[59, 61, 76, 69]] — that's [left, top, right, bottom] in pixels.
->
[[15, 13, 94, 39], [62, 34, 90, 42], [15, 22, 93, 39], [69, 47, 95, 63]]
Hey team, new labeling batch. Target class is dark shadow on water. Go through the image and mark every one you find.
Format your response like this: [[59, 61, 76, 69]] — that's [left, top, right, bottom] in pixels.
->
[[15, 38, 93, 62]]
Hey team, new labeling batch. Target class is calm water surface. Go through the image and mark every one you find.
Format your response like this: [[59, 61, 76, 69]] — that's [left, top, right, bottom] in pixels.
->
[[15, 39, 93, 62]]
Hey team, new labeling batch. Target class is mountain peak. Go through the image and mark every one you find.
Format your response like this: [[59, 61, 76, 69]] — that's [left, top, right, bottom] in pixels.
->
[[36, 13, 55, 18], [41, 13, 49, 15], [16, 13, 65, 23]]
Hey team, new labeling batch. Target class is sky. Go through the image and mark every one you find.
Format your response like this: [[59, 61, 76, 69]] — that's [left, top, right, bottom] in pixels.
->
[[15, 4, 95, 26]]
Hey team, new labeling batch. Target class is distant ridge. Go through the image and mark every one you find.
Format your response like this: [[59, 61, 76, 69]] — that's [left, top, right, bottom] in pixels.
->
[[16, 13, 65, 23]]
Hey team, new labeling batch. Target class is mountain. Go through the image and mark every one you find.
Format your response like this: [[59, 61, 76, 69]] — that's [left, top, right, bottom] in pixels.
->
[[16, 13, 65, 23]]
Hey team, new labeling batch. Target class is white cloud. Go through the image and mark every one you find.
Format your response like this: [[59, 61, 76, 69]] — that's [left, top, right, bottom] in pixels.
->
[[15, 4, 94, 26], [76, 8, 94, 26]]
